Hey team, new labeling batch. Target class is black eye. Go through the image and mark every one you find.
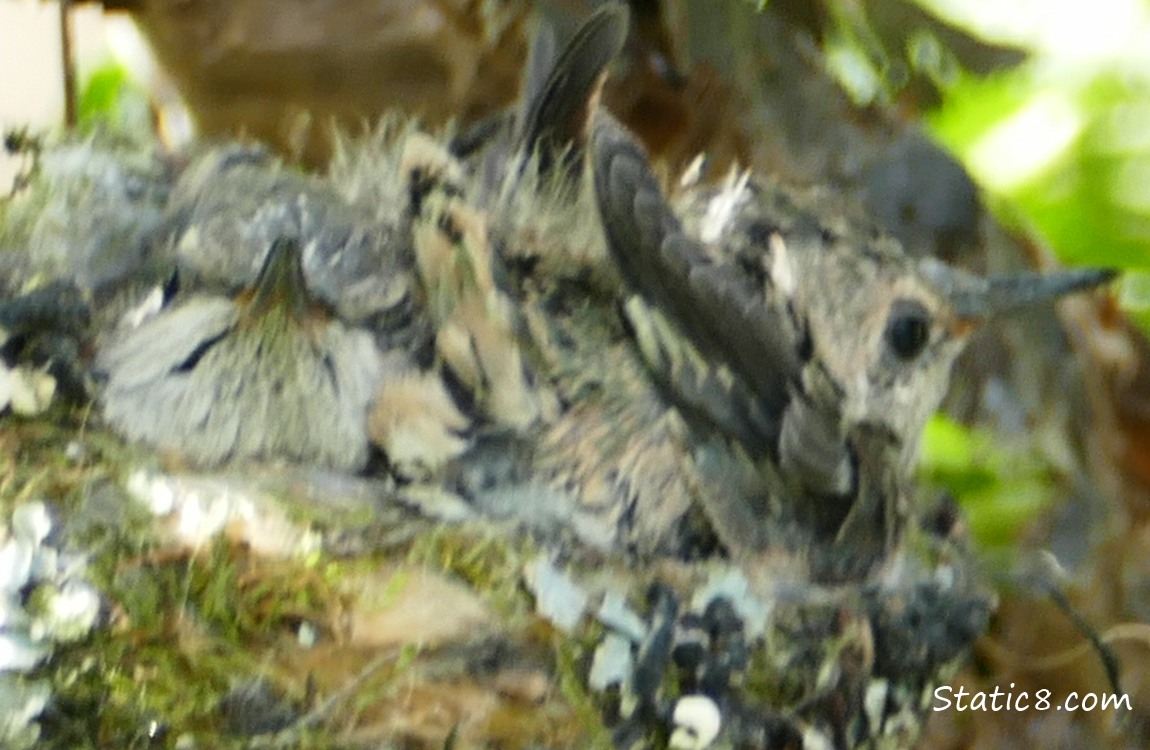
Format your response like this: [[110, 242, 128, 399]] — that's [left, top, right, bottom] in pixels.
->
[[885, 300, 932, 360]]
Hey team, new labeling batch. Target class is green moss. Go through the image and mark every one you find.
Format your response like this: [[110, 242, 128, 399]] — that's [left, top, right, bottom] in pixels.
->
[[407, 523, 538, 617], [0, 409, 352, 747]]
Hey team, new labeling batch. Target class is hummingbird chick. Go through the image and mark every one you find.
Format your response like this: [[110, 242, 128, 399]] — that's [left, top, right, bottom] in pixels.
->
[[97, 236, 386, 470], [378, 1, 1109, 574], [591, 114, 1115, 578]]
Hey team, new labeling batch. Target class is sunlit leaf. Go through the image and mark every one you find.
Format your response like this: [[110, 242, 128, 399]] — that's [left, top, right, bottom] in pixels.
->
[[76, 63, 154, 138]]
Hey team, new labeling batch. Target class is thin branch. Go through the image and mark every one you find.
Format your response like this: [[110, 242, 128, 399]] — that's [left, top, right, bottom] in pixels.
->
[[58, 0, 77, 128]]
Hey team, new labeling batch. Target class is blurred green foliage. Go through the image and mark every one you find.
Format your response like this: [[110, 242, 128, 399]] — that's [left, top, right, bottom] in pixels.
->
[[919, 415, 1057, 551], [929, 68, 1150, 270], [76, 62, 153, 140], [912, 1, 1150, 322], [805, 0, 1150, 304], [910, 1, 1150, 543]]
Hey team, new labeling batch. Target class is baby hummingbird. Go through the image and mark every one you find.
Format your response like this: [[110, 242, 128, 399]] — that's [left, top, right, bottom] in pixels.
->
[[97, 236, 387, 470], [591, 114, 1115, 579]]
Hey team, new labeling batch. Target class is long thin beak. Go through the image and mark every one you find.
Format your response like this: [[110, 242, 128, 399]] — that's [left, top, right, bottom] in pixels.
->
[[246, 236, 313, 321], [920, 259, 1117, 321]]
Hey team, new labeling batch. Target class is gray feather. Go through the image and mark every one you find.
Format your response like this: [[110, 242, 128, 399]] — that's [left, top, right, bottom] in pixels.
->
[[592, 116, 799, 454], [98, 295, 385, 470], [779, 363, 853, 498], [519, 3, 630, 161], [97, 298, 237, 390]]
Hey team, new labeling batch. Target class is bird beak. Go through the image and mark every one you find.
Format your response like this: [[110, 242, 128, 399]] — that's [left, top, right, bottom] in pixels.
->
[[245, 236, 314, 321], [919, 258, 1117, 322]]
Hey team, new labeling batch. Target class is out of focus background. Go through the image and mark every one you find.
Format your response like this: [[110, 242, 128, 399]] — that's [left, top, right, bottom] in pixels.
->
[[6, 0, 1150, 290], [5, 1, 1150, 747], [0, 2, 108, 187]]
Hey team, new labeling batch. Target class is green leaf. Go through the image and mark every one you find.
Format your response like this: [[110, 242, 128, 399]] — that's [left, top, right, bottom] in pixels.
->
[[919, 415, 1056, 550], [76, 63, 155, 139], [77, 65, 131, 125]]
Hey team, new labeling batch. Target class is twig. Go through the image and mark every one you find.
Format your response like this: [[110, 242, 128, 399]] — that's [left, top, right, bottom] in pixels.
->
[[59, 0, 77, 128]]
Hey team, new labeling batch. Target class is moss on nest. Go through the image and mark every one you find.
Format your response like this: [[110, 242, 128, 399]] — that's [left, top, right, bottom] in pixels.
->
[[0, 402, 626, 748]]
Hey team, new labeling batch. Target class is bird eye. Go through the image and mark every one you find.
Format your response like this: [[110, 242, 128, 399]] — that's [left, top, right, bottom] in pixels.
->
[[885, 300, 932, 360]]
